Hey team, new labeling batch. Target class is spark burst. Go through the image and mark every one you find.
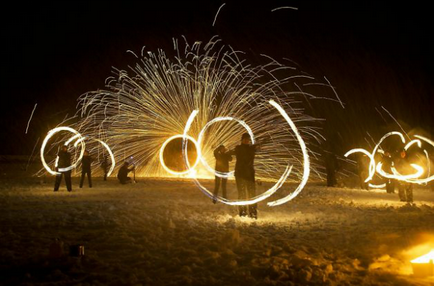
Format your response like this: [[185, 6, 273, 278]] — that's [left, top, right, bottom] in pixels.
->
[[60, 37, 329, 194]]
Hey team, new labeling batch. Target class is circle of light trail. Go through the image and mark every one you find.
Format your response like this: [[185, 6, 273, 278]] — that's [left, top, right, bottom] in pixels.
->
[[266, 100, 310, 207], [73, 137, 116, 177], [197, 117, 255, 179], [345, 131, 434, 185], [182, 100, 310, 207], [159, 134, 201, 175], [40, 127, 86, 175]]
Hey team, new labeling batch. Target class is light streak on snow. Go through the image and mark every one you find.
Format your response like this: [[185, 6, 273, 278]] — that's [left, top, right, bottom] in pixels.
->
[[267, 100, 310, 207]]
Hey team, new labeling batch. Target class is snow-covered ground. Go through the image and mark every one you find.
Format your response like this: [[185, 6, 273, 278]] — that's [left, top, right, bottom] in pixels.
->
[[1, 173, 434, 285]]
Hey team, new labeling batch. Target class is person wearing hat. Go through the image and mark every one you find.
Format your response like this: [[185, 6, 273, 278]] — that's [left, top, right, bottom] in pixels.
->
[[212, 144, 232, 203], [228, 133, 261, 219]]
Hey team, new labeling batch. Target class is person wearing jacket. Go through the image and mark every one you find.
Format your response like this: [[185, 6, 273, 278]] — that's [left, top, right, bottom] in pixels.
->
[[228, 133, 260, 219]]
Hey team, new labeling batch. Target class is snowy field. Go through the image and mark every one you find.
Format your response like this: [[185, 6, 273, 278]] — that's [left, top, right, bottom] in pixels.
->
[[1, 171, 434, 285]]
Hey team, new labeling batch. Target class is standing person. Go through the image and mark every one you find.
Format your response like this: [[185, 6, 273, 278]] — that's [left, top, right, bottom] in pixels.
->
[[396, 149, 413, 203], [54, 145, 72, 192], [117, 161, 135, 184], [229, 133, 260, 219], [325, 151, 339, 187], [356, 153, 369, 190], [100, 155, 109, 181], [382, 151, 395, 193], [79, 150, 92, 188], [212, 145, 232, 204]]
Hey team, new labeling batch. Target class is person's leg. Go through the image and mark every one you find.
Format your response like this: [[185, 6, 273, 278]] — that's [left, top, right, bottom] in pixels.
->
[[213, 176, 221, 203], [103, 171, 107, 181], [236, 177, 247, 216], [65, 171, 72, 192], [79, 171, 85, 188], [222, 178, 227, 199], [398, 182, 405, 201], [406, 184, 413, 202], [54, 173, 62, 191], [247, 180, 257, 218], [88, 170, 92, 188]]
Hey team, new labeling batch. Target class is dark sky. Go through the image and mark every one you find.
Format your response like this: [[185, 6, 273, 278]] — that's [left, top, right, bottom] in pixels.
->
[[2, 1, 433, 155]]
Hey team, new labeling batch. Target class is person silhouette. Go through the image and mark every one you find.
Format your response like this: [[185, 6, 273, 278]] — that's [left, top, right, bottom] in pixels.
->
[[54, 145, 72, 192], [228, 133, 260, 219], [212, 144, 232, 204], [100, 155, 109, 181], [79, 150, 92, 188]]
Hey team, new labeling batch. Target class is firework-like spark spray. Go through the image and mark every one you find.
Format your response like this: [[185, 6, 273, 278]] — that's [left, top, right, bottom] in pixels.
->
[[72, 37, 327, 187]]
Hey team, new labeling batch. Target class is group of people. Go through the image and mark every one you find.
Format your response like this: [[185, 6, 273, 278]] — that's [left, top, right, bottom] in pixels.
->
[[381, 148, 414, 203], [53, 145, 135, 192], [355, 148, 414, 203], [54, 146, 96, 192], [212, 133, 260, 219], [53, 132, 261, 219]]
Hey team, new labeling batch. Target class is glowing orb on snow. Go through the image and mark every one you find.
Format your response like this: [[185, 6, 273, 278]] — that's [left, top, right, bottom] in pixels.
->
[[159, 134, 200, 175], [40, 127, 86, 175], [197, 116, 255, 179], [411, 250, 434, 277]]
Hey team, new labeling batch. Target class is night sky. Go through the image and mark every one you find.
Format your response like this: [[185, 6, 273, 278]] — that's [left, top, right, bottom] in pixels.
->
[[2, 1, 433, 155]]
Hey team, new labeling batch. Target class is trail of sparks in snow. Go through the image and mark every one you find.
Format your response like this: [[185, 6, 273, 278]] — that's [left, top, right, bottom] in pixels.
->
[[73, 38, 325, 181], [25, 103, 37, 134], [345, 131, 434, 185]]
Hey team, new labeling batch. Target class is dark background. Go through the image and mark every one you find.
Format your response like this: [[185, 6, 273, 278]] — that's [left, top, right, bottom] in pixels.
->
[[1, 1, 433, 155]]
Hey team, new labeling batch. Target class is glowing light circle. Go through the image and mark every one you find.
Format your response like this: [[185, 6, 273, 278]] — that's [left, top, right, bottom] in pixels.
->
[[40, 127, 86, 175], [73, 137, 116, 177], [197, 117, 255, 178], [160, 134, 201, 175]]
